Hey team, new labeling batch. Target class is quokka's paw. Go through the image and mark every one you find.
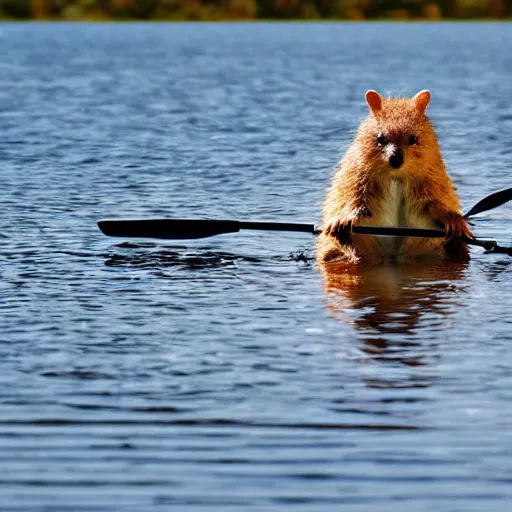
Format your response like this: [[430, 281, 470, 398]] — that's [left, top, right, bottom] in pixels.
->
[[323, 217, 354, 245], [443, 213, 473, 240]]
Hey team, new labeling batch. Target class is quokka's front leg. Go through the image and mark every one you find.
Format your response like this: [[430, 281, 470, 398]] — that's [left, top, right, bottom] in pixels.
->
[[323, 206, 372, 245], [428, 203, 472, 239], [317, 206, 376, 264], [428, 203, 472, 261]]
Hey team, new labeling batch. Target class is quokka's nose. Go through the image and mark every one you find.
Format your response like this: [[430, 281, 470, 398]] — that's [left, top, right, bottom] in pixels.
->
[[389, 148, 404, 169]]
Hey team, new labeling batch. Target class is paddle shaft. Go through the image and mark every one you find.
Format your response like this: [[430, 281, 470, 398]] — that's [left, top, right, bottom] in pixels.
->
[[246, 223, 499, 251], [246, 222, 498, 250]]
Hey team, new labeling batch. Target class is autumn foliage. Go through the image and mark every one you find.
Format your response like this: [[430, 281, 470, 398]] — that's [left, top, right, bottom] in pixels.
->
[[0, 0, 509, 20]]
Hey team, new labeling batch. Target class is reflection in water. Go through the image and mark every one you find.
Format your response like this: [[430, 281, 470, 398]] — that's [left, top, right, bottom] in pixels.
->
[[103, 244, 264, 270], [103, 244, 314, 271], [483, 259, 512, 281], [320, 261, 468, 374]]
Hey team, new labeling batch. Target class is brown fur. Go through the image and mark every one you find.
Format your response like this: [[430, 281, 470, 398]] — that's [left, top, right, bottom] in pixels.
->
[[317, 90, 471, 266]]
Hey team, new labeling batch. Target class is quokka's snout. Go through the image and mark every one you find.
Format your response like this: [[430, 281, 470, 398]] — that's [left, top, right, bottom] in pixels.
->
[[388, 146, 404, 169]]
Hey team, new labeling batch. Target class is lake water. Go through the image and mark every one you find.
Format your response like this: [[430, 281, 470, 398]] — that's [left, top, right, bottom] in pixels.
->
[[1, 22, 512, 511]]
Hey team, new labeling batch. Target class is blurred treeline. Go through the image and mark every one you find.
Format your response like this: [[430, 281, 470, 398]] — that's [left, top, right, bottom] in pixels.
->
[[0, 0, 510, 20]]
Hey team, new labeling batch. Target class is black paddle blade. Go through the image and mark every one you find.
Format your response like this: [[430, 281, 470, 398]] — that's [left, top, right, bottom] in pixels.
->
[[98, 219, 241, 240], [464, 187, 512, 219]]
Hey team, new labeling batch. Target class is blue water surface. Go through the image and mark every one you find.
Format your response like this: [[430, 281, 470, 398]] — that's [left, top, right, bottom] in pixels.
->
[[1, 22, 512, 511]]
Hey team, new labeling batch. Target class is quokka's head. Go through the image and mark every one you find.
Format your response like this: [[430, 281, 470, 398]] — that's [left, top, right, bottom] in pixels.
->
[[357, 90, 443, 175]]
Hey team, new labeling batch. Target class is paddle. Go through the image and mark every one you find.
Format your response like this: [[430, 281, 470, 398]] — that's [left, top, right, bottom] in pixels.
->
[[463, 187, 512, 219], [98, 219, 316, 240], [97, 188, 512, 255]]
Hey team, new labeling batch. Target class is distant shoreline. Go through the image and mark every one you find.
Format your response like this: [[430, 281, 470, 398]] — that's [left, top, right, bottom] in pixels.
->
[[0, 18, 510, 22], [1, 0, 509, 23]]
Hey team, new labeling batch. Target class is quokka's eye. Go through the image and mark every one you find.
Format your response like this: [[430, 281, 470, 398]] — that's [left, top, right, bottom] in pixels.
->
[[376, 134, 387, 146], [408, 135, 419, 145]]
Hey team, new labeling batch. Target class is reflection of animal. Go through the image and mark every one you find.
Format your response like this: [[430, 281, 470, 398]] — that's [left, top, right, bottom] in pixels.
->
[[320, 260, 468, 367], [317, 90, 471, 266]]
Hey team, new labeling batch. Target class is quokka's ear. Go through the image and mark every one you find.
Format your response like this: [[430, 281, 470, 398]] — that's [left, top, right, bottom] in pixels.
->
[[413, 90, 431, 113], [365, 90, 382, 116]]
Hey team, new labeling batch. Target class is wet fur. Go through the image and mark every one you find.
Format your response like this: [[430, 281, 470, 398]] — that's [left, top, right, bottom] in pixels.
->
[[317, 92, 471, 266]]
